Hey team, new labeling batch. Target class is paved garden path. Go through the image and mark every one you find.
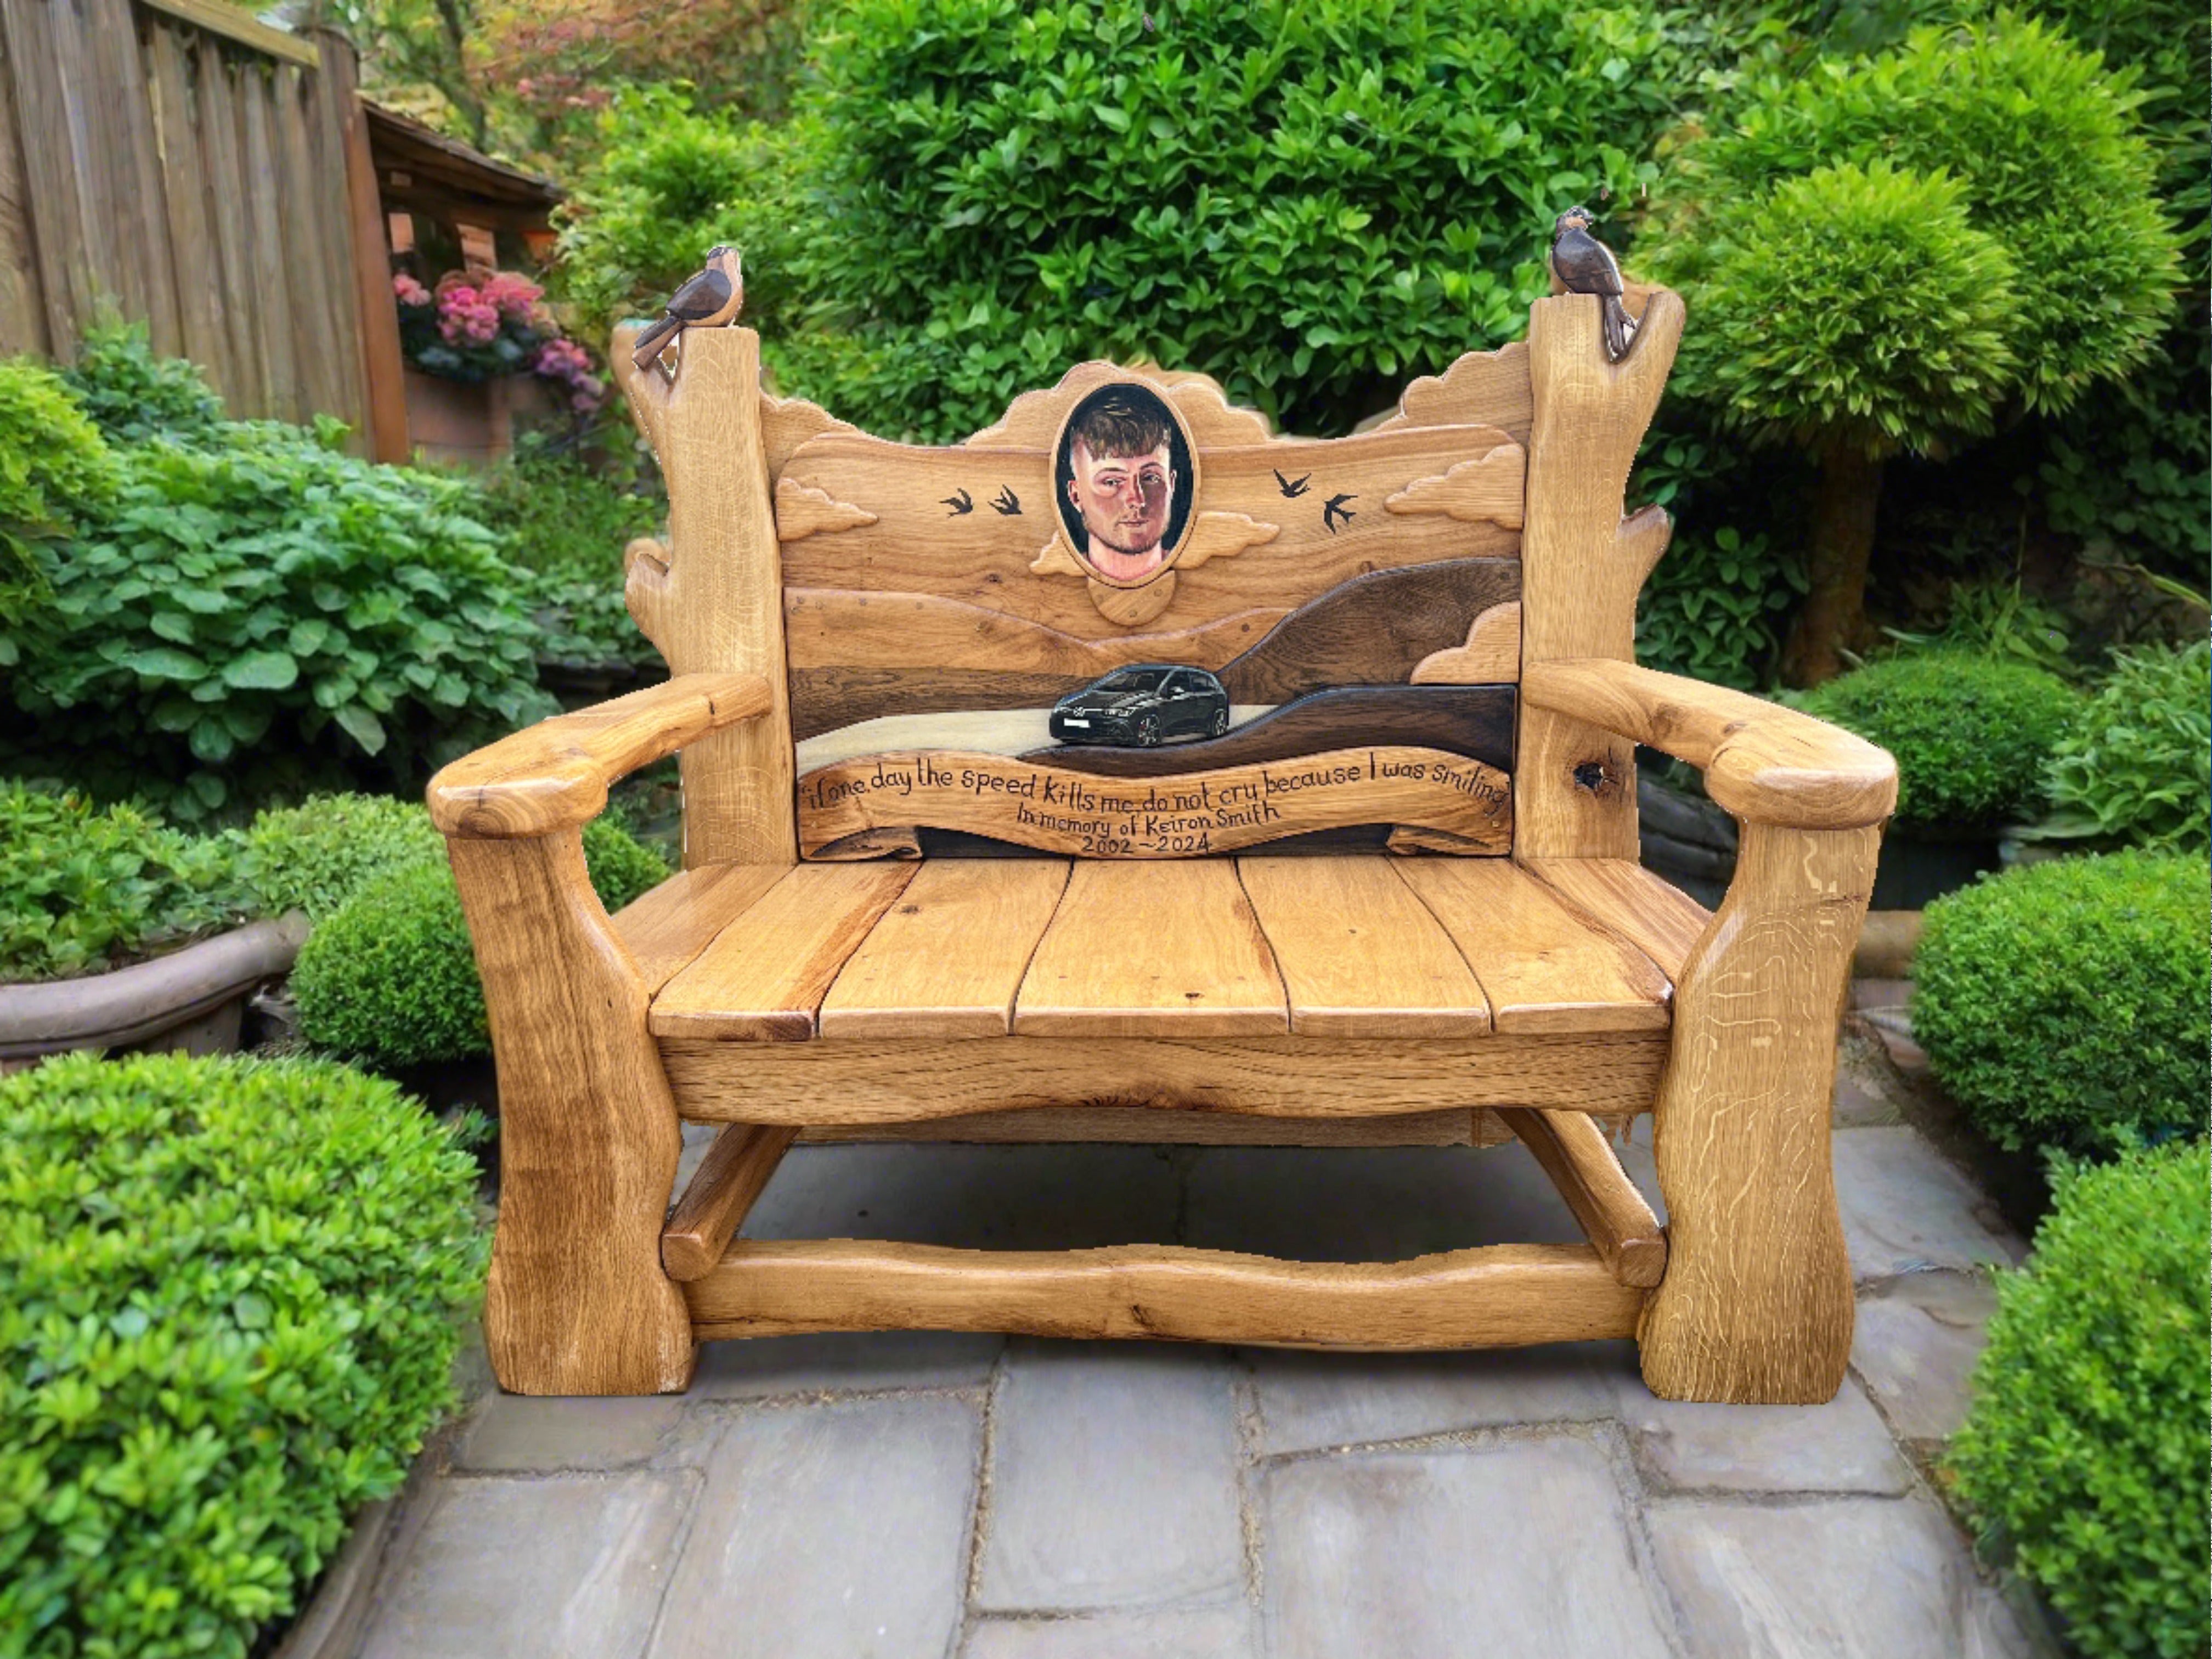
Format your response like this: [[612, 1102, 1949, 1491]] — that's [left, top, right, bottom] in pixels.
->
[[351, 1028, 2054, 1658]]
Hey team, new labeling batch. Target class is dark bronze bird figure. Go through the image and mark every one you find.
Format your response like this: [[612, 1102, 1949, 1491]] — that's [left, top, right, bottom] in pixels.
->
[[630, 246, 745, 372], [1549, 207, 1636, 363]]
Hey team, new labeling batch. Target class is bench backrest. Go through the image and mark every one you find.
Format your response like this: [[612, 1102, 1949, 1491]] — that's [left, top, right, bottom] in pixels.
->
[[617, 284, 1681, 870]]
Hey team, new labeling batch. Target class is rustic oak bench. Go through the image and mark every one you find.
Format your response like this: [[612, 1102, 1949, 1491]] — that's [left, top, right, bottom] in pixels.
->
[[428, 266, 1895, 1403]]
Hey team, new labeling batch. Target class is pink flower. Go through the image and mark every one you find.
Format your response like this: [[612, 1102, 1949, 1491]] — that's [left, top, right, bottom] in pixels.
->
[[393, 272, 431, 307], [483, 271, 544, 320]]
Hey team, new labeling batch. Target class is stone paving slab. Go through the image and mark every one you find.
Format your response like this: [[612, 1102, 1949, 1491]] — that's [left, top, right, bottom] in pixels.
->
[[1647, 1494, 2037, 1659], [648, 1397, 984, 1659], [1248, 1339, 1631, 1454], [964, 1599, 1257, 1658], [455, 1393, 684, 1472], [1261, 1435, 1678, 1659], [1615, 1373, 1913, 1496], [357, 1471, 691, 1659], [687, 1330, 1004, 1400], [1833, 1126, 2023, 1281], [1850, 1271, 1999, 1443], [977, 1341, 1245, 1613]]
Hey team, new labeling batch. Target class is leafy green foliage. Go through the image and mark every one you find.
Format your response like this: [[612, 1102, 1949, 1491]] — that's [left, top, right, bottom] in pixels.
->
[[60, 324, 223, 444], [0, 1051, 485, 1658], [2046, 641, 2211, 851], [1637, 523, 1805, 690], [562, 0, 1690, 439], [0, 784, 249, 983], [0, 358, 118, 624], [2, 405, 556, 824], [1949, 1141, 2209, 1659], [1798, 650, 2079, 830], [1658, 161, 2016, 457], [292, 818, 669, 1065], [230, 794, 449, 922], [469, 432, 664, 666], [1912, 850, 2210, 1152], [1644, 12, 2181, 433]]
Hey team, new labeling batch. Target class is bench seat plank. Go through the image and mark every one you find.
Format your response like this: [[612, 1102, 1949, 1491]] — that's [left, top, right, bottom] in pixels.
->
[[613, 864, 790, 994], [819, 859, 1073, 1040], [1395, 859, 1671, 1034], [1235, 854, 1492, 1037], [1012, 860, 1289, 1037], [1522, 857, 1712, 979], [650, 862, 918, 1040]]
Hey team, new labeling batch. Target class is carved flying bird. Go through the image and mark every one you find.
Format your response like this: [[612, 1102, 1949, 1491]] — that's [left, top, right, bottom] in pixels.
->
[[989, 485, 1022, 516], [943, 488, 974, 516], [1549, 207, 1637, 363], [1273, 467, 1312, 498], [630, 246, 745, 373], [1322, 492, 1357, 534]]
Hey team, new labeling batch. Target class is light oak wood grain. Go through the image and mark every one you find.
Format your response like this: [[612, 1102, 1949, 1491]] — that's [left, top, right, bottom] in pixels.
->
[[1369, 341, 1533, 445], [964, 360, 1273, 448], [1014, 860, 1288, 1037], [1496, 1107, 1666, 1288], [662, 1124, 799, 1282], [1411, 601, 1521, 685], [449, 832, 694, 1395], [818, 859, 1072, 1040], [1639, 822, 1878, 1403], [685, 1239, 1644, 1347], [794, 747, 1512, 860], [1393, 858, 1672, 1034], [1522, 858, 1712, 981], [798, 1105, 1487, 1147], [659, 1031, 1668, 1124], [612, 864, 790, 994], [1517, 289, 1684, 860], [651, 863, 918, 1040], [428, 673, 769, 839], [1522, 659, 1898, 830], [1237, 855, 1491, 1036], [1384, 443, 1526, 527], [620, 327, 798, 866]]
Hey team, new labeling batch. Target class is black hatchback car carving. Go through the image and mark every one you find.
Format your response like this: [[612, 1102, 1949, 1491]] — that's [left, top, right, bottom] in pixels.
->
[[1048, 664, 1231, 747]]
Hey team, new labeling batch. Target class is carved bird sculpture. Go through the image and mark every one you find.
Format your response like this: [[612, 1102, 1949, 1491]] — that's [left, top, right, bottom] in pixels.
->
[[1549, 208, 1636, 363], [630, 246, 745, 372]]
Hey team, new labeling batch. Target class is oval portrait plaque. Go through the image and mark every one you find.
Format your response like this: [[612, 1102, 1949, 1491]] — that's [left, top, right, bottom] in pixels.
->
[[1052, 382, 1199, 589]]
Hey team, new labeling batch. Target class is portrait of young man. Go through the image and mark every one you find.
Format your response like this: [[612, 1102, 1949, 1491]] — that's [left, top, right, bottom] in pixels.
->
[[1056, 386, 1193, 583]]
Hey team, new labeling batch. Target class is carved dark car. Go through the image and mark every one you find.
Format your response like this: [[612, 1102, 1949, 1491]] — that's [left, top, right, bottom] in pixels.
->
[[1048, 664, 1231, 747]]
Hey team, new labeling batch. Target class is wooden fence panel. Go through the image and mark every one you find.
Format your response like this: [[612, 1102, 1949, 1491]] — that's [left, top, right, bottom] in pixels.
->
[[0, 0, 375, 439]]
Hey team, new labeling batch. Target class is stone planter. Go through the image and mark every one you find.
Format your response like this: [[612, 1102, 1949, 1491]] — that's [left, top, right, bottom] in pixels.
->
[[404, 371, 562, 469], [0, 914, 309, 1070], [1867, 831, 2002, 912]]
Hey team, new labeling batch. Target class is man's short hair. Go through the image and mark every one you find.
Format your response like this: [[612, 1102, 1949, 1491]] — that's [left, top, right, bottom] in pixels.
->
[[1069, 393, 1171, 461]]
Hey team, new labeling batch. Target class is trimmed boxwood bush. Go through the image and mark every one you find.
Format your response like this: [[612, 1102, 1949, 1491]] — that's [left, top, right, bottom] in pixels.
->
[[1949, 1141, 2210, 1659], [0, 1052, 484, 1658], [2046, 640, 2211, 853], [231, 792, 447, 922], [1798, 651, 2079, 832], [1912, 851, 2210, 1154], [292, 818, 670, 1065]]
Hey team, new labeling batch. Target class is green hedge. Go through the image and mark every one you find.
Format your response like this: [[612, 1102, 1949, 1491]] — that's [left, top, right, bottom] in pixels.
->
[[0, 357, 116, 621], [1949, 1140, 2210, 1659], [230, 793, 448, 922], [1912, 850, 2209, 1153], [292, 818, 670, 1066], [1798, 650, 2079, 832], [0, 1052, 484, 1658]]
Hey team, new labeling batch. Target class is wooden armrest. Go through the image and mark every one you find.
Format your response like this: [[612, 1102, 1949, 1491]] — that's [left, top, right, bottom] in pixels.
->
[[429, 672, 772, 838], [1522, 659, 1895, 830]]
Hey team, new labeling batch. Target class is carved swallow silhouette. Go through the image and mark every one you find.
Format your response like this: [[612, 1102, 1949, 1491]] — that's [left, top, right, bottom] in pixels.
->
[[1322, 492, 1357, 533], [989, 485, 1022, 516], [1273, 468, 1312, 499], [942, 488, 974, 516]]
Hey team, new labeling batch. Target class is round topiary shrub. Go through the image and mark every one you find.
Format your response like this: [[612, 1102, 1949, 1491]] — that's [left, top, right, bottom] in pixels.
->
[[232, 792, 447, 921], [1949, 1140, 2210, 1659], [292, 817, 670, 1066], [1911, 850, 2209, 1153], [0, 1051, 484, 1658], [1798, 651, 2080, 832]]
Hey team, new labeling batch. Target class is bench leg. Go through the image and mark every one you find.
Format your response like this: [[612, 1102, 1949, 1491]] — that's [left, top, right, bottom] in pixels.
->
[[450, 834, 697, 1396], [1637, 822, 1878, 1404]]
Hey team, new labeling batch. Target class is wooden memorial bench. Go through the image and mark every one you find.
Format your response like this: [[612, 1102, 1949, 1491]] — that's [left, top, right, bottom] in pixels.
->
[[429, 237, 1895, 1404]]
